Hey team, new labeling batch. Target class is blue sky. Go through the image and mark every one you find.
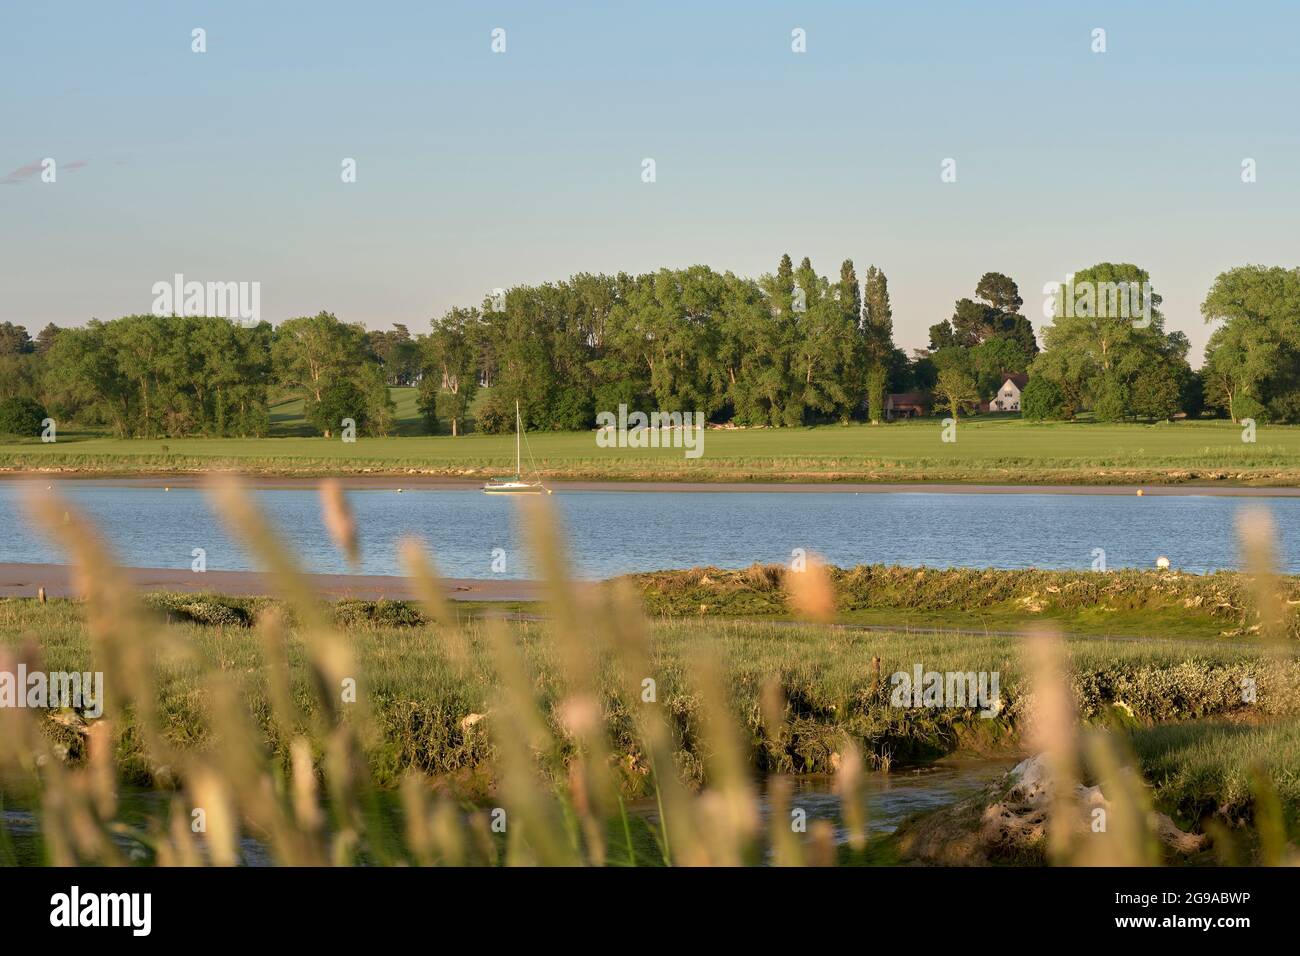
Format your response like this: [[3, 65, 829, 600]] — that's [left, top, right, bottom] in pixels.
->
[[2, 1, 1297, 359]]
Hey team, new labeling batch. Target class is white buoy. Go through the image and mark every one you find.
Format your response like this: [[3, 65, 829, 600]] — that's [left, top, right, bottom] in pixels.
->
[[1156, 556, 1170, 570]]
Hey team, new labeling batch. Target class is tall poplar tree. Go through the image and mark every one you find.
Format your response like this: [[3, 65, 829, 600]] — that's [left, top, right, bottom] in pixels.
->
[[862, 265, 895, 422]]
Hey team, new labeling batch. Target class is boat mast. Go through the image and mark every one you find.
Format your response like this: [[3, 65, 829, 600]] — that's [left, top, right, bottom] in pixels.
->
[[515, 400, 522, 477]]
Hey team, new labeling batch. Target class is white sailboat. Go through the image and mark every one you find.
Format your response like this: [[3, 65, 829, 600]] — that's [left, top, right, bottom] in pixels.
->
[[482, 400, 550, 494]]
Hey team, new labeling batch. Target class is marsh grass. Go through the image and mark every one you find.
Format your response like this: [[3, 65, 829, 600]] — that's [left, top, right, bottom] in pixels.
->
[[1131, 721, 1300, 833], [4, 602, 1296, 787], [633, 563, 1300, 640], [0, 482, 1296, 865]]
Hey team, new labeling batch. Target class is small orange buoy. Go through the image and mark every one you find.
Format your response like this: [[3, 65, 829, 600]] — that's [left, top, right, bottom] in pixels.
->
[[1136, 489, 1144, 496]]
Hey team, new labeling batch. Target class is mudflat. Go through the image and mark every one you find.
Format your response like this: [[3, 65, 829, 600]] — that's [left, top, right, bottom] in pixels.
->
[[2, 473, 1299, 496], [0, 562, 543, 603]]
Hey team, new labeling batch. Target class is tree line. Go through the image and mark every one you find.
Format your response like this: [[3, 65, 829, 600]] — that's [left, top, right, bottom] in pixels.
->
[[0, 313, 396, 438], [423, 256, 902, 435], [1, 259, 1297, 438]]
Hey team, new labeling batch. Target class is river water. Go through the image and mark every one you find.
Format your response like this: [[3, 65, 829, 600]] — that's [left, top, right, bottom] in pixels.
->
[[2, 481, 1298, 577]]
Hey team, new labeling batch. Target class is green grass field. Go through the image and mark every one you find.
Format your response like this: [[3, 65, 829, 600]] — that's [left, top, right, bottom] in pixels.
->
[[1, 387, 1298, 483], [268, 386, 427, 437]]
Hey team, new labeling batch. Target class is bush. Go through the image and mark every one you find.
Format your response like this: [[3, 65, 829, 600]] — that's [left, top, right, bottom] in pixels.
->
[[474, 391, 513, 434], [0, 396, 47, 437], [1019, 378, 1065, 421], [143, 593, 257, 627], [334, 599, 427, 628], [1233, 394, 1268, 424]]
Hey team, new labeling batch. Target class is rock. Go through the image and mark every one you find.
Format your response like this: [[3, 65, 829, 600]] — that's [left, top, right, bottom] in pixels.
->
[[897, 753, 1207, 865]]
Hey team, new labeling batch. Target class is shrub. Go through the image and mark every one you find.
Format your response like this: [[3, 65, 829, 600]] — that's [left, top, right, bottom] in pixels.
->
[[1020, 378, 1065, 421], [1091, 377, 1129, 423], [0, 396, 47, 437], [334, 599, 426, 628], [474, 391, 513, 434], [143, 593, 257, 627]]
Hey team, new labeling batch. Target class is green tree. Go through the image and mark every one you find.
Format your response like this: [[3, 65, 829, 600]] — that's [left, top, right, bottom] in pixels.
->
[[1200, 265, 1300, 422], [790, 258, 859, 423], [860, 265, 895, 422], [274, 312, 392, 435], [1091, 375, 1129, 422], [1127, 360, 1182, 421], [838, 260, 862, 329], [0, 352, 40, 401], [935, 367, 980, 417], [975, 272, 1023, 314], [1032, 263, 1186, 420], [714, 273, 770, 425], [307, 379, 366, 437], [35, 323, 62, 354], [749, 255, 806, 425], [866, 366, 887, 424], [41, 321, 130, 433], [862, 265, 894, 361], [0, 322, 33, 355], [419, 307, 483, 435], [969, 337, 1031, 398], [273, 312, 366, 405], [368, 324, 421, 386], [950, 298, 996, 346], [928, 320, 958, 350]]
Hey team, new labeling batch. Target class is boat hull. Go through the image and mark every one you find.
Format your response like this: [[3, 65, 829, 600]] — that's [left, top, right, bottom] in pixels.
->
[[482, 482, 548, 494]]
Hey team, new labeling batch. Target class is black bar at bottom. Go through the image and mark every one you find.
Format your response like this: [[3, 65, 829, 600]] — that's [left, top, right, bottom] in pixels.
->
[[0, 865, 1282, 942]]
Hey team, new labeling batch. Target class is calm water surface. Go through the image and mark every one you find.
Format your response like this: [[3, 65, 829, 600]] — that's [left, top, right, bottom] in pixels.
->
[[2, 481, 1298, 577]]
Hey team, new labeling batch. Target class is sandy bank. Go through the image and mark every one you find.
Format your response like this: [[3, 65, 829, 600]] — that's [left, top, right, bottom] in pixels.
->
[[0, 563, 543, 603], [2, 473, 1298, 496]]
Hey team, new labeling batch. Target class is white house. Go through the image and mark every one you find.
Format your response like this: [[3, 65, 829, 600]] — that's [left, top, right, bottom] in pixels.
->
[[991, 373, 1028, 412]]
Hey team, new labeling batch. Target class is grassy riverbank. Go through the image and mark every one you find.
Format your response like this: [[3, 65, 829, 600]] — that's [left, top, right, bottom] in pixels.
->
[[3, 414, 1300, 485], [630, 564, 1300, 641]]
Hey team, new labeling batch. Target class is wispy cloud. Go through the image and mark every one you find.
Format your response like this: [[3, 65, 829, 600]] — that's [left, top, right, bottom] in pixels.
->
[[2, 158, 88, 185]]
